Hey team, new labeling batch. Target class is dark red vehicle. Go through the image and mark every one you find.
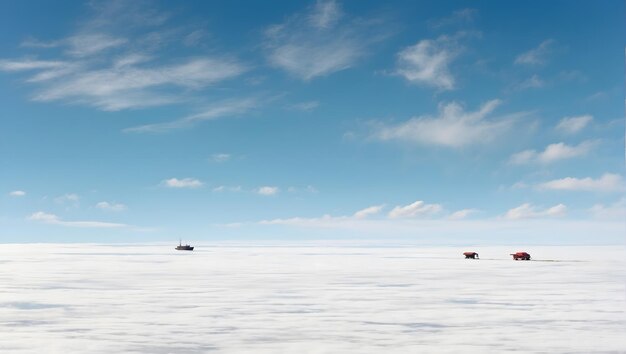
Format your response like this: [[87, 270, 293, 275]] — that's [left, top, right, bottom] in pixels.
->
[[463, 252, 479, 259], [510, 252, 531, 260]]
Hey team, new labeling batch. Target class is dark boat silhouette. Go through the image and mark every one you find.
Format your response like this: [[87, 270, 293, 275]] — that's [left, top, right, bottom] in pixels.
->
[[175, 239, 194, 251]]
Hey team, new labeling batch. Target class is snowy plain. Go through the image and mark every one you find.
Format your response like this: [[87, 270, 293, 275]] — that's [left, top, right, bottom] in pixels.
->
[[0, 244, 624, 353]]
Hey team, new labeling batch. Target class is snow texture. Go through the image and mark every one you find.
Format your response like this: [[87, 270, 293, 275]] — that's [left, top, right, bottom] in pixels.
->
[[0, 244, 624, 353]]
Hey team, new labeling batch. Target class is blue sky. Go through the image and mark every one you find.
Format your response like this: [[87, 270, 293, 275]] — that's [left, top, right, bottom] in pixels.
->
[[1, 0, 624, 244]]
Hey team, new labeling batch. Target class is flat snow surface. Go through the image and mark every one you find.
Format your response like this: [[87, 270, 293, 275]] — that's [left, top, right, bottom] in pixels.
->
[[0, 244, 624, 353]]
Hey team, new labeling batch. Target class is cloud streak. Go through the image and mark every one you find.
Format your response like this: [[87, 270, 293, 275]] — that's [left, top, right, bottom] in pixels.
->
[[503, 203, 567, 220], [353, 205, 384, 219], [388, 200, 442, 219], [28, 211, 127, 228], [95, 201, 127, 212], [123, 98, 257, 133], [509, 141, 596, 165], [537, 173, 625, 192], [556, 115, 593, 134], [515, 39, 555, 65], [0, 2, 247, 111], [374, 99, 518, 148], [263, 0, 385, 80], [162, 178, 203, 189]]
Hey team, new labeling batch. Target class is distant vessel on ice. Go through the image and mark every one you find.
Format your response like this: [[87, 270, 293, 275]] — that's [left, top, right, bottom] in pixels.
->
[[175, 239, 194, 251]]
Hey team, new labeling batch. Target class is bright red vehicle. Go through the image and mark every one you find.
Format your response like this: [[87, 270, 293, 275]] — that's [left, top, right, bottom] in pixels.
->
[[463, 252, 479, 259], [510, 252, 531, 260]]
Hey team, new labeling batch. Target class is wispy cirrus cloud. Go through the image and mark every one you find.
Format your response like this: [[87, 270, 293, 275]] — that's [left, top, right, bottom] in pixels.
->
[[556, 115, 593, 134], [515, 39, 555, 65], [123, 98, 257, 133], [373, 99, 520, 148], [514, 74, 545, 90], [0, 1, 247, 111], [29, 211, 127, 228], [509, 141, 596, 165], [260, 204, 385, 227], [353, 205, 384, 219], [537, 173, 625, 192], [503, 203, 566, 220], [162, 178, 203, 189], [0, 59, 66, 71], [263, 0, 387, 80], [9, 190, 26, 197], [28, 57, 246, 111], [448, 208, 479, 220], [95, 201, 127, 212], [388, 200, 442, 219]]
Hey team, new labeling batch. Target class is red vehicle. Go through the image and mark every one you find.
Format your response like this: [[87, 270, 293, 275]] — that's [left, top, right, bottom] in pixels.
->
[[510, 252, 531, 260], [463, 252, 479, 259]]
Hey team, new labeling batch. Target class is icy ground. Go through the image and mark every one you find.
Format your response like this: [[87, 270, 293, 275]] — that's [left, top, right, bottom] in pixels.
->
[[0, 244, 624, 353]]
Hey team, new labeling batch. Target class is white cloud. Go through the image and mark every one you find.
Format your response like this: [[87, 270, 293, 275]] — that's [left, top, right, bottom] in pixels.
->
[[590, 198, 626, 220], [0, 59, 66, 71], [515, 39, 555, 65], [257, 186, 279, 196], [395, 34, 462, 90], [211, 153, 231, 162], [9, 190, 26, 197], [504, 203, 567, 220], [263, 0, 383, 80], [308, 0, 342, 29], [95, 201, 127, 212], [375, 99, 516, 148], [123, 98, 256, 133], [448, 208, 478, 220], [261, 202, 443, 227], [537, 141, 595, 163], [0, 2, 246, 111], [515, 74, 545, 90], [32, 58, 246, 111], [388, 200, 442, 219], [163, 178, 203, 189], [20, 37, 62, 48], [556, 115, 593, 134], [28, 211, 127, 228], [353, 205, 384, 219], [509, 141, 595, 165], [538, 173, 625, 192], [260, 214, 348, 227]]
